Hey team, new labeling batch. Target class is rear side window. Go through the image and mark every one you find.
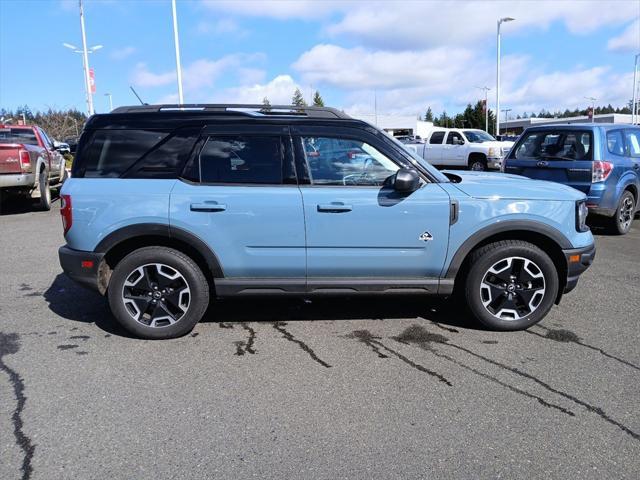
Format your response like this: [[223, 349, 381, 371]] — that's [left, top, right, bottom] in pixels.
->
[[79, 130, 168, 177], [512, 130, 592, 161], [430, 132, 445, 144], [625, 130, 640, 158], [606, 130, 625, 156], [0, 128, 38, 145], [199, 135, 283, 184]]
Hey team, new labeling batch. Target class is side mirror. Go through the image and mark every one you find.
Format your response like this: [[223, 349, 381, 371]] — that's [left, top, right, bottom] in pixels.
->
[[453, 137, 464, 145], [394, 168, 420, 193]]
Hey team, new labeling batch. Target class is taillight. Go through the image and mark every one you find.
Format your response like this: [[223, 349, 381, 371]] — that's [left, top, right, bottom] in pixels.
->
[[60, 194, 72, 234], [592, 161, 613, 183], [19, 150, 31, 172]]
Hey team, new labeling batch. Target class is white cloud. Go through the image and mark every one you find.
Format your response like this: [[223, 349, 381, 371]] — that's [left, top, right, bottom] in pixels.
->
[[196, 18, 248, 37], [110, 46, 136, 60], [131, 63, 175, 88], [217, 75, 302, 104], [199, 0, 347, 20], [608, 19, 640, 52]]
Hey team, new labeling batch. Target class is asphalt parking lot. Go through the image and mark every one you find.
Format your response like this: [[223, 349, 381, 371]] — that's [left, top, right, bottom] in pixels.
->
[[0, 199, 639, 480]]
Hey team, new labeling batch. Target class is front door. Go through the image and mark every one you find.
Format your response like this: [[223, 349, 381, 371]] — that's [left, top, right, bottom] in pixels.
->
[[170, 125, 306, 285], [294, 128, 451, 288], [442, 131, 466, 166]]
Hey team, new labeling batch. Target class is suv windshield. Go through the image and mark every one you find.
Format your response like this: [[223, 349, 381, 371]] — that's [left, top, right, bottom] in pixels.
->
[[512, 130, 592, 161], [463, 130, 495, 143]]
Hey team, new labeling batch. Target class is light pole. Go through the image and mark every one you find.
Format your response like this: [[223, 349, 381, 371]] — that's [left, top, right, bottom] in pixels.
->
[[585, 96, 597, 123], [476, 86, 491, 132], [633, 54, 639, 125], [105, 93, 113, 111], [64, 41, 102, 115], [496, 16, 515, 137], [171, 0, 184, 104]]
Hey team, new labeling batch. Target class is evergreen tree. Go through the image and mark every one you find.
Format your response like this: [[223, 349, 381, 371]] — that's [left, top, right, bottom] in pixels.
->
[[261, 97, 271, 112], [424, 107, 434, 122], [312, 91, 324, 107], [291, 88, 307, 107]]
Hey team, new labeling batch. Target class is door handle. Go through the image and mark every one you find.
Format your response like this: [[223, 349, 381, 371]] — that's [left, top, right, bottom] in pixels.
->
[[190, 201, 227, 212], [317, 202, 352, 213]]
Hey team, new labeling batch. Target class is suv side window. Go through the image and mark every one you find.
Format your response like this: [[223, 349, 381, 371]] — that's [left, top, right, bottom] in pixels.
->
[[446, 131, 464, 145], [301, 136, 399, 186], [430, 131, 445, 144], [199, 135, 283, 184], [606, 130, 626, 156], [624, 130, 640, 158]]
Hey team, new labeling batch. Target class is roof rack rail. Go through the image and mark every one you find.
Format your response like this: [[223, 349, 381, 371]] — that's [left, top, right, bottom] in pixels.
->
[[110, 104, 351, 119]]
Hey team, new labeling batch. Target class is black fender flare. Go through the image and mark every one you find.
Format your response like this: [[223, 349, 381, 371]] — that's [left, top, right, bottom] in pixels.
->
[[94, 223, 224, 277], [443, 220, 572, 280]]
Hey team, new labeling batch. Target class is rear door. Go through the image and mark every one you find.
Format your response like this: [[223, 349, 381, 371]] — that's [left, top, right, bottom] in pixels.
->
[[505, 129, 593, 193], [169, 124, 307, 284], [425, 131, 445, 165]]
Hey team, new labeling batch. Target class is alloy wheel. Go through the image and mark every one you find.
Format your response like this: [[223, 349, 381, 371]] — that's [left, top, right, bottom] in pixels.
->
[[618, 196, 634, 232], [121, 263, 191, 328], [479, 256, 546, 321]]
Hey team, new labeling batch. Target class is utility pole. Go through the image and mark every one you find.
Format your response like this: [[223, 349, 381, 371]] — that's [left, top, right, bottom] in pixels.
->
[[500, 108, 512, 135], [476, 86, 491, 132], [496, 17, 515, 137], [79, 0, 94, 115], [105, 92, 113, 111], [585, 96, 597, 123], [171, 0, 184, 104]]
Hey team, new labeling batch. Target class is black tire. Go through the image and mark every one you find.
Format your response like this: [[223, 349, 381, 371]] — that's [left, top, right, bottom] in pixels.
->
[[468, 156, 487, 171], [606, 190, 635, 235], [107, 247, 209, 339], [464, 240, 559, 331], [37, 170, 51, 211]]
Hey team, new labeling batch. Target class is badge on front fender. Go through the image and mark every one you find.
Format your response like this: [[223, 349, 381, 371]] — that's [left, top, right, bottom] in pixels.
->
[[419, 231, 433, 242]]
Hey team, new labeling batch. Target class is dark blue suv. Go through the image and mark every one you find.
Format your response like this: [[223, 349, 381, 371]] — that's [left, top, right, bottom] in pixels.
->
[[504, 124, 640, 234]]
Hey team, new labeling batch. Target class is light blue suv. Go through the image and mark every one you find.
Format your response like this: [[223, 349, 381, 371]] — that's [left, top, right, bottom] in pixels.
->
[[58, 104, 595, 339]]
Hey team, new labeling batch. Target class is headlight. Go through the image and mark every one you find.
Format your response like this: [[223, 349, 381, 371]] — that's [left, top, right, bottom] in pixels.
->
[[487, 147, 496, 157], [576, 200, 589, 232]]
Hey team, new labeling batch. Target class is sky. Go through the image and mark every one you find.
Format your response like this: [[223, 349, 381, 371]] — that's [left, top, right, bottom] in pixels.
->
[[1, 0, 639, 118]]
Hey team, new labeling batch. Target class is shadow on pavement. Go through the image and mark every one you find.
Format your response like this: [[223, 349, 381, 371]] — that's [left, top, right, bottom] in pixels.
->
[[44, 273, 481, 337], [0, 195, 60, 216]]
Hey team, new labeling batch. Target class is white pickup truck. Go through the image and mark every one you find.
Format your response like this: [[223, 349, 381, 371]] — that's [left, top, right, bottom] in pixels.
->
[[406, 128, 514, 171]]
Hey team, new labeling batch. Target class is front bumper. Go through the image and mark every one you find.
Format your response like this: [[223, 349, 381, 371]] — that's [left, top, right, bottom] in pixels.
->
[[0, 173, 36, 188], [58, 245, 104, 292], [487, 157, 503, 170], [562, 243, 596, 294]]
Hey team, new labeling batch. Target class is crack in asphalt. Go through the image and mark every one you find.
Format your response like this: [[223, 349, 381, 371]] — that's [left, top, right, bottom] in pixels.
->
[[392, 325, 574, 417], [527, 327, 640, 372], [234, 323, 257, 356], [0, 333, 35, 480], [272, 322, 331, 368], [347, 329, 451, 386]]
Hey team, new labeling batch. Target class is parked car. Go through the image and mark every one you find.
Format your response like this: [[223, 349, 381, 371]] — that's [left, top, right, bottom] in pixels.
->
[[503, 124, 640, 235], [406, 128, 513, 171], [0, 124, 67, 210], [53, 140, 70, 154], [58, 104, 594, 339], [63, 136, 79, 154], [395, 135, 423, 144]]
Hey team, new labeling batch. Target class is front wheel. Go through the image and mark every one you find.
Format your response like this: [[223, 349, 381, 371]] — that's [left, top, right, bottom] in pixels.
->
[[464, 240, 559, 331], [468, 157, 487, 171], [606, 191, 635, 235], [107, 247, 209, 339]]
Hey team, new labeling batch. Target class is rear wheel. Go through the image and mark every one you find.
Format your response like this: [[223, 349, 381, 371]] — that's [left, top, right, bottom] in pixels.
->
[[107, 247, 209, 339], [464, 240, 559, 330], [607, 190, 635, 235], [37, 170, 51, 211]]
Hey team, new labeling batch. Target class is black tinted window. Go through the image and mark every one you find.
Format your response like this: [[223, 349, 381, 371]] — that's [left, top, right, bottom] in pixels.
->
[[80, 129, 168, 177], [199, 136, 282, 184], [0, 128, 38, 145], [513, 130, 592, 160], [430, 132, 445, 144], [124, 129, 199, 179]]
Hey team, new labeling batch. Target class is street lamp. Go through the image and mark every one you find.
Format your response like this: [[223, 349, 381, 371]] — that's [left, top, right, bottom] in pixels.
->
[[64, 42, 102, 115], [496, 16, 515, 136], [476, 86, 491, 133], [632, 54, 640, 125], [585, 96, 597, 123], [104, 93, 113, 111]]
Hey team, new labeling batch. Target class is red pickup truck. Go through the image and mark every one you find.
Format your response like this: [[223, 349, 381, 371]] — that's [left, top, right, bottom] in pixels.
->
[[0, 125, 67, 210]]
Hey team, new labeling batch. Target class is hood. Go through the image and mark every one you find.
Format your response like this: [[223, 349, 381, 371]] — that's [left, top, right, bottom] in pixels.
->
[[443, 170, 585, 201]]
